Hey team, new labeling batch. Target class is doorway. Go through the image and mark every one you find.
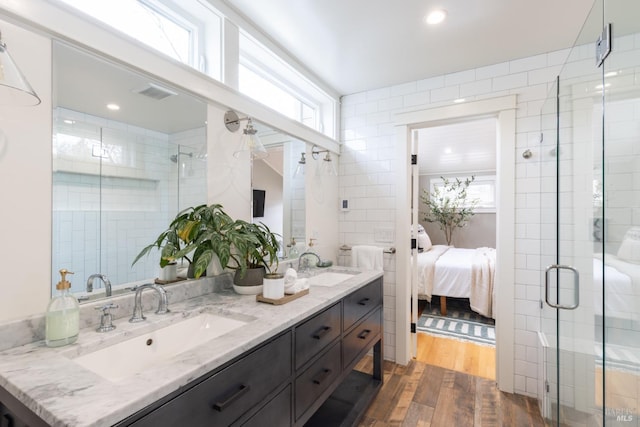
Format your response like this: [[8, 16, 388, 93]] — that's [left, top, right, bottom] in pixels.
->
[[394, 95, 516, 392], [411, 117, 498, 377]]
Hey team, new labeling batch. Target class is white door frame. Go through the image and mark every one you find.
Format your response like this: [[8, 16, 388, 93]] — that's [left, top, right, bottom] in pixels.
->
[[394, 95, 517, 392]]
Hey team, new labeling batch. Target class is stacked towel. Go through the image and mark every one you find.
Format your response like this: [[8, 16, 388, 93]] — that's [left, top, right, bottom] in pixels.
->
[[284, 268, 298, 286], [285, 278, 309, 294], [351, 245, 384, 271], [283, 268, 309, 294]]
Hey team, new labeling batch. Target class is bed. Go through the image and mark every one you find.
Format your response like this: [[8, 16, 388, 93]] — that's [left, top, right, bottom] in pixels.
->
[[415, 245, 497, 319], [593, 254, 639, 321]]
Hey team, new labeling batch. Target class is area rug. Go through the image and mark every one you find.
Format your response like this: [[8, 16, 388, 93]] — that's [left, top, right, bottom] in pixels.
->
[[417, 298, 496, 347]]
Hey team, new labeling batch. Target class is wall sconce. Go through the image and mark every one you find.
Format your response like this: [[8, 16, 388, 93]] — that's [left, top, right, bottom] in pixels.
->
[[293, 152, 306, 178], [312, 145, 337, 176], [0, 30, 41, 106], [224, 110, 267, 159]]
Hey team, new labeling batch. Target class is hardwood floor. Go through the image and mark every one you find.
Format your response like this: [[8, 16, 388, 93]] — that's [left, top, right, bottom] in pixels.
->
[[415, 333, 496, 380], [354, 299, 544, 426], [354, 355, 546, 426]]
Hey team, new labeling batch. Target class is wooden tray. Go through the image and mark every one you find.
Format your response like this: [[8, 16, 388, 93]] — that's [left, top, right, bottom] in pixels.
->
[[256, 288, 309, 305]]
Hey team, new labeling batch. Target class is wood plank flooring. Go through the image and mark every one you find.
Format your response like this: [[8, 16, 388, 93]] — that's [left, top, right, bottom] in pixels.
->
[[354, 355, 546, 426], [415, 333, 496, 380]]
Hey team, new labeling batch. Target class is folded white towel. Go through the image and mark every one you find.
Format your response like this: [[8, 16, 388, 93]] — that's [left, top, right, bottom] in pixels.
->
[[285, 278, 309, 294], [351, 245, 384, 271], [284, 268, 298, 286]]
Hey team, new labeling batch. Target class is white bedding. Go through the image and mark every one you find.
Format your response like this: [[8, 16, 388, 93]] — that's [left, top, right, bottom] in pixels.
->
[[416, 245, 496, 318], [593, 255, 640, 320]]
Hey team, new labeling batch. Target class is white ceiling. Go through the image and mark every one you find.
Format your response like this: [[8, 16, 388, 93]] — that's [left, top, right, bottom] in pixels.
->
[[417, 118, 496, 175], [224, 0, 596, 95], [54, 43, 207, 134]]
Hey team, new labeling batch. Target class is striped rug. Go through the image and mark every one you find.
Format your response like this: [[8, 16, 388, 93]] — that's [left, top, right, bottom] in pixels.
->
[[417, 299, 496, 347]]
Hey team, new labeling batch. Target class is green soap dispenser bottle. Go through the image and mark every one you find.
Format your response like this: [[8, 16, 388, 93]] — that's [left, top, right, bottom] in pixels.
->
[[46, 269, 80, 347]]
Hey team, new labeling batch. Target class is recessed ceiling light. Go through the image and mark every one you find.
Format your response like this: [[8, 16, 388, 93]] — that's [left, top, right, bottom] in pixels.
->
[[453, 98, 466, 103], [63, 119, 75, 124], [425, 9, 447, 25], [595, 83, 611, 90], [106, 103, 120, 111], [604, 71, 618, 78], [444, 148, 453, 154]]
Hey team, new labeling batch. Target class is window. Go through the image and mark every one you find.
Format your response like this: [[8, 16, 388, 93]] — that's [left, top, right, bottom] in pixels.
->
[[58, 0, 222, 79], [430, 175, 496, 213], [239, 31, 335, 137], [239, 63, 316, 125]]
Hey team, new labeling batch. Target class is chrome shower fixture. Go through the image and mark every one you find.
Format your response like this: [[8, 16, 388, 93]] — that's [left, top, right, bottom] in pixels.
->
[[170, 151, 193, 163]]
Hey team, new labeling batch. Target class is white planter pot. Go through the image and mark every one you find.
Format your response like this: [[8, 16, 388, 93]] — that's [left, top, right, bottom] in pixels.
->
[[262, 274, 285, 299], [159, 263, 177, 281]]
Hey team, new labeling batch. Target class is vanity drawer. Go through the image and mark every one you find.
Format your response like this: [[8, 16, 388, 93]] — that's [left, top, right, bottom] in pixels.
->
[[294, 341, 342, 421], [240, 385, 291, 427], [294, 303, 341, 369], [343, 278, 382, 331], [343, 307, 382, 369], [131, 331, 292, 427]]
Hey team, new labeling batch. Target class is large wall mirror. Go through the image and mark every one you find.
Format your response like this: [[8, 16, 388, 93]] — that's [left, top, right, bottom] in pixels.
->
[[51, 41, 207, 300], [52, 42, 307, 302], [252, 127, 306, 259]]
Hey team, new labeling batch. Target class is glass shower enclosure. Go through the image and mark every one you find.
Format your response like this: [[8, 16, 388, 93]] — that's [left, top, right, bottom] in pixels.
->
[[539, 0, 640, 425]]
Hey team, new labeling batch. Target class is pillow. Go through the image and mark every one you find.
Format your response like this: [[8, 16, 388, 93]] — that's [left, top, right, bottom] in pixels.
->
[[617, 227, 640, 264], [417, 231, 432, 251]]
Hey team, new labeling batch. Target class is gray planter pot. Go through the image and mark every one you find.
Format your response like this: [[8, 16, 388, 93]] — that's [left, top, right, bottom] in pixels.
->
[[233, 267, 265, 287], [232, 267, 265, 295]]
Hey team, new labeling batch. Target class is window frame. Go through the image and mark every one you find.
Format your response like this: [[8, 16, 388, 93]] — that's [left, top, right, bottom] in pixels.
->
[[429, 174, 497, 213]]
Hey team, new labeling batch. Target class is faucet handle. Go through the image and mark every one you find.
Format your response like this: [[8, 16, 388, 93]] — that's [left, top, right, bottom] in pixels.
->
[[95, 302, 118, 313], [95, 303, 118, 332]]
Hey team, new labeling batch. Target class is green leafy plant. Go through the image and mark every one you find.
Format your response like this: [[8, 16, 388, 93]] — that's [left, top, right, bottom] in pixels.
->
[[235, 221, 281, 276], [132, 204, 258, 279], [420, 176, 478, 245]]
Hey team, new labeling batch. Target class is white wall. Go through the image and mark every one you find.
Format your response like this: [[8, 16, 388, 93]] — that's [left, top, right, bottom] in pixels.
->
[[306, 147, 340, 264], [252, 159, 284, 237], [340, 50, 570, 396], [0, 21, 52, 322]]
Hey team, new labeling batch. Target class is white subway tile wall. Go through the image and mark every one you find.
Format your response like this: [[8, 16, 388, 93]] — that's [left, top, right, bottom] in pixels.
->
[[52, 108, 206, 294], [338, 40, 613, 397]]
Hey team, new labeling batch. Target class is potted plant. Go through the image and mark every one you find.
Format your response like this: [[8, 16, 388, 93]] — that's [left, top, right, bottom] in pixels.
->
[[232, 221, 283, 296], [132, 204, 253, 280], [420, 176, 479, 245]]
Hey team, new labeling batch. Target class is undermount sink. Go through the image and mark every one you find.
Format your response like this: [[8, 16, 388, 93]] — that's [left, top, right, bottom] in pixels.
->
[[73, 313, 248, 381], [307, 271, 356, 287]]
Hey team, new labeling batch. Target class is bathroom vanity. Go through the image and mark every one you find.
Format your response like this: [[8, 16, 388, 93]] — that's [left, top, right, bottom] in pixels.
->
[[0, 269, 383, 426]]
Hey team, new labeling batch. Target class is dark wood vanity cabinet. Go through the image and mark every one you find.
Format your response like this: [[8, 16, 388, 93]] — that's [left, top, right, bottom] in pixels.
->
[[127, 332, 293, 427], [122, 277, 383, 427], [0, 277, 383, 427]]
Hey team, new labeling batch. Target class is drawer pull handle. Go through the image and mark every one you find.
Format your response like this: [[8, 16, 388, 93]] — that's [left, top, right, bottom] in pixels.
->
[[357, 329, 372, 340], [312, 326, 331, 340], [213, 384, 250, 412], [358, 298, 370, 306], [3, 413, 15, 427], [312, 368, 332, 385]]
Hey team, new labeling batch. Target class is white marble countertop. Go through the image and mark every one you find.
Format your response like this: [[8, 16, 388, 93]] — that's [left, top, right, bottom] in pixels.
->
[[0, 268, 383, 427]]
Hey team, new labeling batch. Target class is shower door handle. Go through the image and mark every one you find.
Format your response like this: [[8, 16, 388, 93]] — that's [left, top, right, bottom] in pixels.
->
[[544, 264, 579, 310]]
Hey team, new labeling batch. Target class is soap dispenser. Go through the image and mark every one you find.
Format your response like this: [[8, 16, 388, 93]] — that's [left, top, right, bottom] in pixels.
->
[[288, 237, 299, 258], [46, 269, 80, 348]]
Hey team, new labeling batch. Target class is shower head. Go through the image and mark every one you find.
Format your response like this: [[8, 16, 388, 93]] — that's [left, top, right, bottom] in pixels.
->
[[170, 152, 193, 163]]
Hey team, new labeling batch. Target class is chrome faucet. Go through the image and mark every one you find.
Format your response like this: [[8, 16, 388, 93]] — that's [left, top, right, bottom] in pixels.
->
[[298, 251, 321, 272], [129, 284, 170, 323], [87, 273, 112, 297]]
